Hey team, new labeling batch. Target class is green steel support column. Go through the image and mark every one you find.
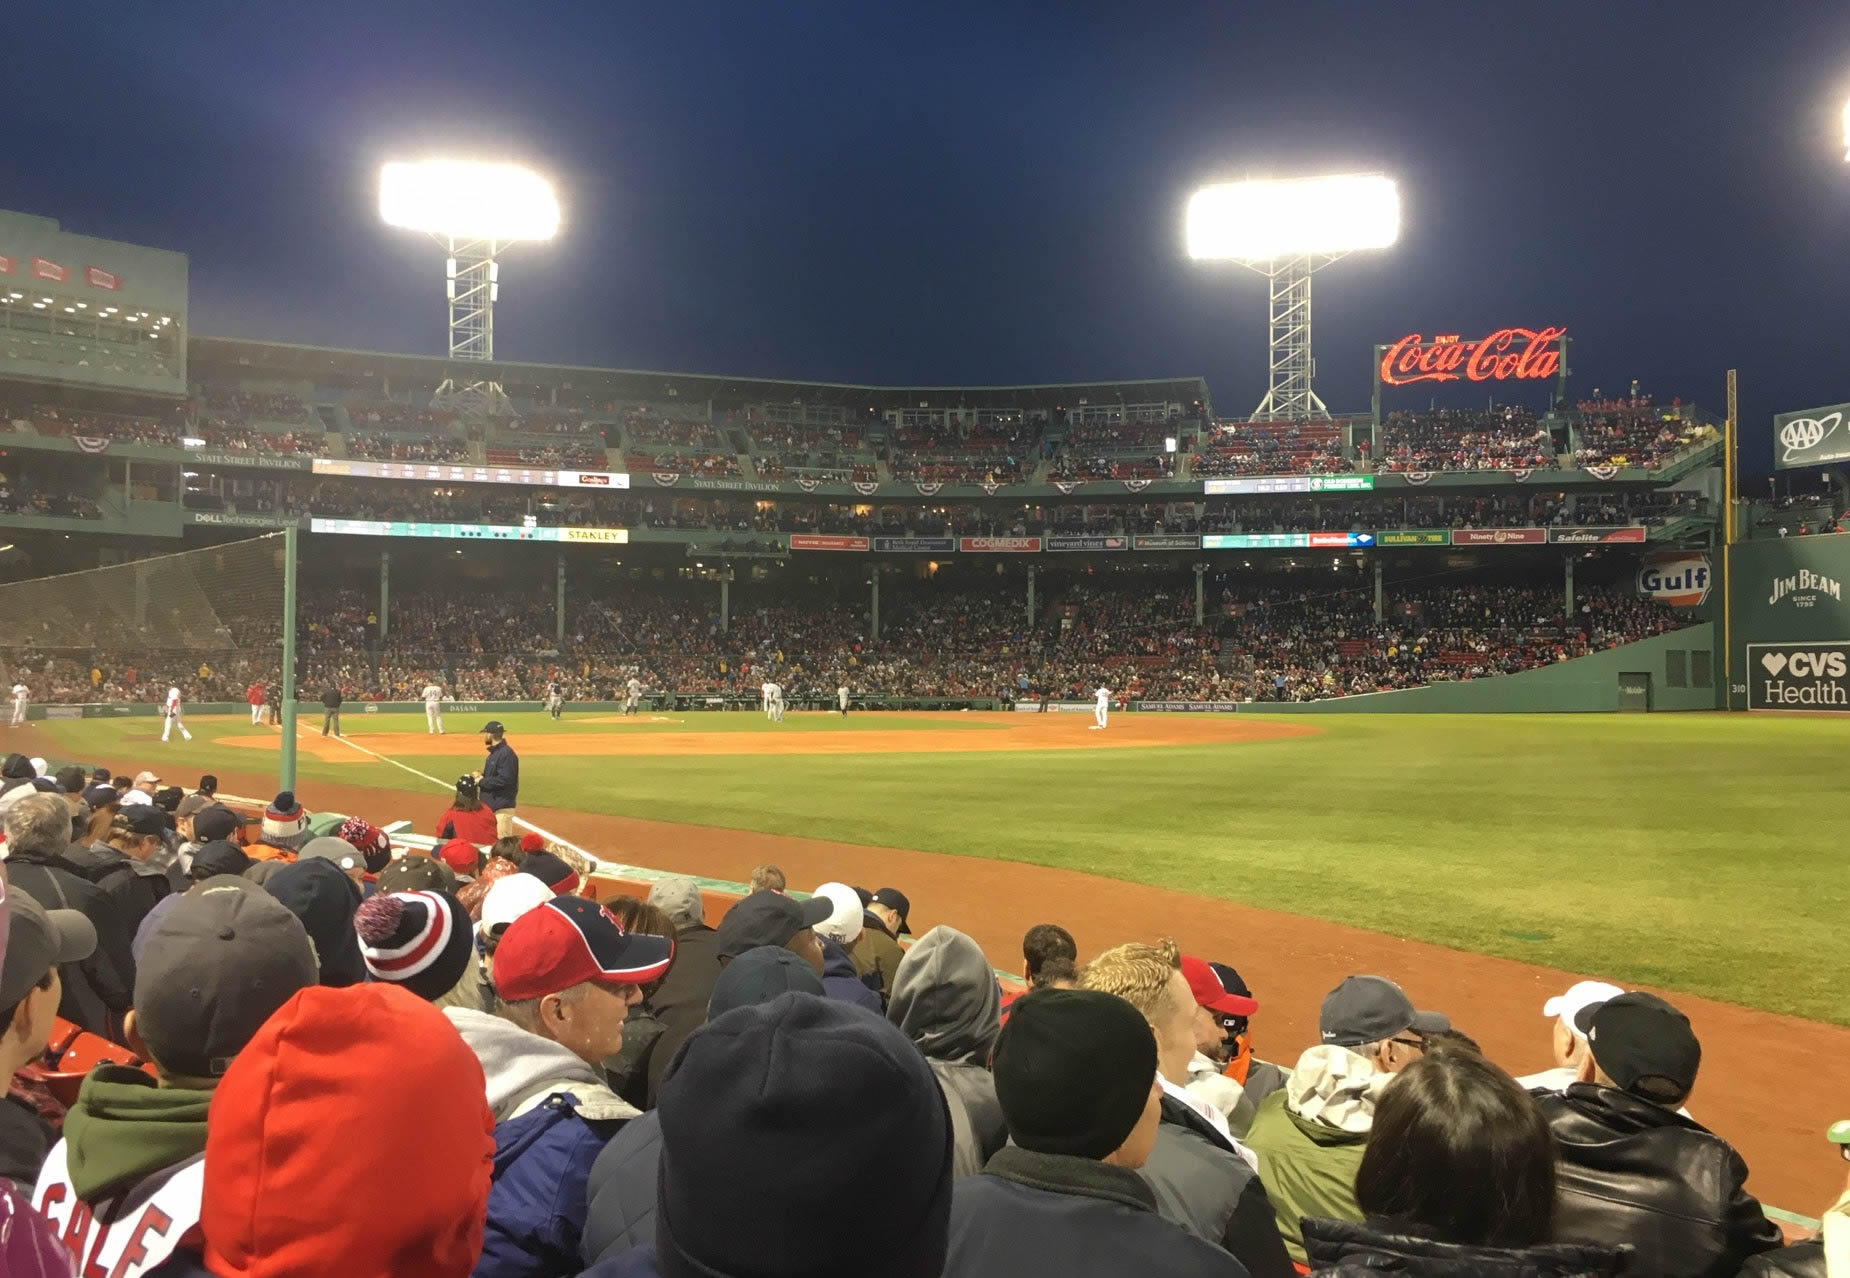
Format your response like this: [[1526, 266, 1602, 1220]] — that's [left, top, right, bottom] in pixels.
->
[[281, 525, 299, 792], [1374, 558, 1384, 624], [379, 551, 390, 641], [720, 571, 730, 635], [556, 554, 566, 646], [1026, 564, 1036, 626], [870, 571, 880, 643], [1565, 554, 1575, 620], [1194, 562, 1205, 627]]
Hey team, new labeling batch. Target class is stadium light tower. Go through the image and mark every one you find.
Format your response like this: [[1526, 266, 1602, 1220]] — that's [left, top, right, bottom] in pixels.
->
[[1186, 174, 1400, 421], [379, 159, 561, 419]]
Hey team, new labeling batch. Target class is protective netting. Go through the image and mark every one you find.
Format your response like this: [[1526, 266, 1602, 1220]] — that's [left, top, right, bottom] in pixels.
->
[[0, 536, 287, 704]]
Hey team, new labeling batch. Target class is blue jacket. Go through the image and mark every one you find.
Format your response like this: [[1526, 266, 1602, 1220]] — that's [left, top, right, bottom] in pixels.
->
[[578, 1249, 661, 1277], [820, 937, 882, 1012], [478, 1093, 627, 1278], [482, 741, 520, 810]]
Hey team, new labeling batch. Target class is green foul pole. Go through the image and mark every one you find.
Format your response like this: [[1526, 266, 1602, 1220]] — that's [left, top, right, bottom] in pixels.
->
[[280, 525, 299, 793]]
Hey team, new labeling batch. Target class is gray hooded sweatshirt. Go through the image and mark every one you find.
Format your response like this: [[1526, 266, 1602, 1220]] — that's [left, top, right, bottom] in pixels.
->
[[444, 1006, 640, 1123], [887, 925, 1007, 1178]]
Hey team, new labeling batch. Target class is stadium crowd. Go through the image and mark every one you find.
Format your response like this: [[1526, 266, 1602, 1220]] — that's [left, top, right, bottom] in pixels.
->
[[0, 765, 1822, 1277], [1374, 409, 1556, 473]]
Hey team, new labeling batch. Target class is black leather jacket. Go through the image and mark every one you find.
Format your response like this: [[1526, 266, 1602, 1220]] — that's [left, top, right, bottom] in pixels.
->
[[1536, 1083, 1781, 1278], [1302, 1216, 1628, 1277]]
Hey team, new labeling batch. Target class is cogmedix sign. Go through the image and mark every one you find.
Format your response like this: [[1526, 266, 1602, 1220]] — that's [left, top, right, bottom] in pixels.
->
[[1747, 642, 1850, 710]]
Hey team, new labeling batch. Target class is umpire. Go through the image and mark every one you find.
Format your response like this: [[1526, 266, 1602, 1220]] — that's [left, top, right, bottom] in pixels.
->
[[320, 683, 343, 738], [479, 720, 520, 837]]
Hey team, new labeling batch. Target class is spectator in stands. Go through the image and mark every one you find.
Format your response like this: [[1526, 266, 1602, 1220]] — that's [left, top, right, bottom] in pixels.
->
[[1083, 940, 1292, 1278], [1537, 991, 1781, 1276], [265, 858, 368, 987], [581, 945, 826, 1266], [0, 877, 95, 1192], [1245, 975, 1449, 1265], [301, 835, 375, 892], [0, 878, 92, 1278], [355, 889, 474, 1003], [1301, 1049, 1627, 1277], [715, 891, 830, 977], [446, 895, 672, 1277], [68, 806, 174, 942], [749, 863, 787, 893], [3, 794, 132, 1039], [853, 885, 907, 997], [640, 875, 722, 1108], [946, 987, 1241, 1278], [1515, 980, 1624, 1092], [248, 791, 310, 862], [888, 926, 1008, 1179], [33, 881, 316, 1271], [1023, 922, 1078, 988], [1179, 956, 1269, 1135], [598, 897, 677, 1108], [201, 982, 494, 1278], [582, 991, 952, 1278], [809, 881, 881, 1011], [188, 838, 252, 882], [438, 774, 500, 845]]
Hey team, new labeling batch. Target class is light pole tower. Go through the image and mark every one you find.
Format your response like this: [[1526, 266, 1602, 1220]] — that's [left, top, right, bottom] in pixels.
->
[[1186, 174, 1400, 421], [380, 159, 561, 420]]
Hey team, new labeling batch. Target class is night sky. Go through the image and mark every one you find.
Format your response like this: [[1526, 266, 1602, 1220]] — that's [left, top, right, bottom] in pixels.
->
[[10, 1, 1850, 471]]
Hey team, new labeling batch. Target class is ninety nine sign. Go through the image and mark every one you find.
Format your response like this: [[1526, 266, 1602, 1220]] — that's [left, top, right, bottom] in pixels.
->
[[1379, 327, 1566, 387], [789, 535, 869, 552], [1450, 528, 1547, 546]]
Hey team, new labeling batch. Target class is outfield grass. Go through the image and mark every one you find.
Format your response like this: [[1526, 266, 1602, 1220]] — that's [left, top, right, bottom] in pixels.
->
[[31, 712, 1848, 1024]]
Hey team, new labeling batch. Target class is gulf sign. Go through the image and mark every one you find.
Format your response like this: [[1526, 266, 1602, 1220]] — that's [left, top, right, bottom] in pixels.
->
[[1637, 552, 1710, 607]]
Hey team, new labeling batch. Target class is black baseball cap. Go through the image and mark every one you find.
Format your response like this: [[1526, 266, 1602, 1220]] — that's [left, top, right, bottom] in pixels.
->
[[717, 891, 832, 959], [1320, 975, 1449, 1048], [1575, 991, 1701, 1106], [707, 946, 825, 1019], [196, 775, 218, 796], [116, 805, 169, 837], [189, 839, 253, 880], [871, 887, 912, 935], [133, 880, 318, 1077], [0, 884, 95, 1010], [455, 773, 480, 796], [82, 784, 119, 808], [376, 857, 456, 895], [191, 804, 241, 843], [479, 720, 506, 735]]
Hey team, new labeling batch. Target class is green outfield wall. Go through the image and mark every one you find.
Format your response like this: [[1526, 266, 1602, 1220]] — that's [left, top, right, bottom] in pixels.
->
[[1258, 623, 1718, 714], [1724, 533, 1850, 710]]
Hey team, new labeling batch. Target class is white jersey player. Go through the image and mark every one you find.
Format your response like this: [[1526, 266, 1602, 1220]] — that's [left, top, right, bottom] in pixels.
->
[[9, 682, 27, 727], [761, 680, 776, 720], [423, 682, 445, 735], [546, 681, 565, 721], [837, 683, 849, 717], [162, 685, 192, 742], [625, 675, 643, 716], [764, 681, 785, 723], [1091, 685, 1112, 731]]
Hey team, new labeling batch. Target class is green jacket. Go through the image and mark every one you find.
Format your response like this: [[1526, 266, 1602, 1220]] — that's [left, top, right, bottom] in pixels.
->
[[61, 1064, 212, 1201], [1242, 1087, 1367, 1265]]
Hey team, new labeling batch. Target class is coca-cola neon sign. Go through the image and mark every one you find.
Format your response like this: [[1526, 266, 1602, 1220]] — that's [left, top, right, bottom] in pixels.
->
[[1379, 326, 1566, 387]]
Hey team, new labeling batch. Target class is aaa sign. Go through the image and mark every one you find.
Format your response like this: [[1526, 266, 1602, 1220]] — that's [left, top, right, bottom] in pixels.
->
[[1379, 327, 1566, 387]]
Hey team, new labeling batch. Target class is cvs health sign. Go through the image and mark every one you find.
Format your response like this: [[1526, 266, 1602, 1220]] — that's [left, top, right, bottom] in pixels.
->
[[1747, 641, 1850, 711]]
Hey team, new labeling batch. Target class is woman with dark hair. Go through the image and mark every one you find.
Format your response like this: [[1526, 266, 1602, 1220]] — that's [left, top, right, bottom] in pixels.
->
[[600, 896, 678, 1109], [434, 773, 498, 845], [1303, 1050, 1628, 1277]]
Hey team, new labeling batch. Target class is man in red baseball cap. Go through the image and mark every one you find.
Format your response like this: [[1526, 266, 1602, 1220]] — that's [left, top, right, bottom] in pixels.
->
[[444, 896, 675, 1276], [1180, 956, 1285, 1138]]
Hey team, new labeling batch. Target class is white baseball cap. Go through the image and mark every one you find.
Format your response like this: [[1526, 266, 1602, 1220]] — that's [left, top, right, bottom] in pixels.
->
[[118, 789, 154, 808], [1542, 980, 1625, 1040], [478, 873, 554, 938]]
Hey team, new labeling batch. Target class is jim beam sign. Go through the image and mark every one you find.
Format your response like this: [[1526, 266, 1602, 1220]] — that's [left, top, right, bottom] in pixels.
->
[[1748, 642, 1850, 711], [1772, 403, 1850, 470]]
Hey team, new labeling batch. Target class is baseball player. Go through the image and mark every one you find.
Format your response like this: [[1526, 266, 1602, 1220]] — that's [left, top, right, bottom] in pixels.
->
[[162, 684, 192, 742], [9, 681, 27, 727], [624, 673, 643, 716], [546, 679, 565, 721], [1091, 684, 1112, 731], [423, 680, 445, 735], [761, 679, 776, 721], [837, 682, 850, 717]]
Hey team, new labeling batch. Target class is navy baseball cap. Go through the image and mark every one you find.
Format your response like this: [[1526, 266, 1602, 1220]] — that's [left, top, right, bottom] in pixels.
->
[[493, 896, 675, 1001], [717, 892, 832, 958], [1576, 991, 1701, 1106]]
